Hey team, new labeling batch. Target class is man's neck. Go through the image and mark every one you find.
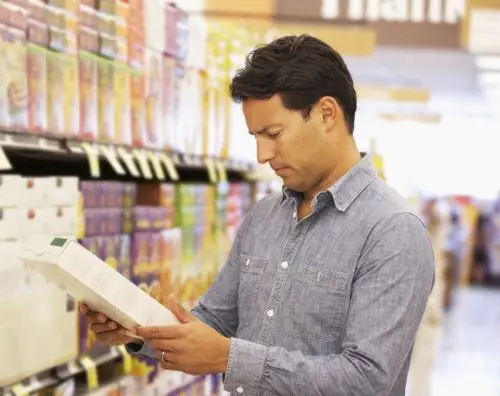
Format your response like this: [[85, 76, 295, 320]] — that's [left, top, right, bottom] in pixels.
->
[[303, 146, 362, 202]]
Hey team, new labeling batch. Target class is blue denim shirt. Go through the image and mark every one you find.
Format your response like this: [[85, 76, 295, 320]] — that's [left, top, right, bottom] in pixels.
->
[[128, 155, 435, 395]]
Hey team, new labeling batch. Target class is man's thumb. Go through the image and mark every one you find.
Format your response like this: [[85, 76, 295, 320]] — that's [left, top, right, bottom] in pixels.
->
[[163, 294, 194, 324]]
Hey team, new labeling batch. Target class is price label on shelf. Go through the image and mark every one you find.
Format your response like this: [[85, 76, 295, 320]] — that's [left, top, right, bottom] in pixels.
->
[[10, 384, 29, 396], [117, 345, 133, 374], [158, 153, 179, 181], [116, 147, 140, 177], [133, 149, 153, 179], [215, 160, 228, 183], [80, 356, 98, 391], [0, 146, 12, 170], [100, 146, 126, 175], [80, 143, 100, 178], [147, 151, 166, 180], [204, 158, 218, 184]]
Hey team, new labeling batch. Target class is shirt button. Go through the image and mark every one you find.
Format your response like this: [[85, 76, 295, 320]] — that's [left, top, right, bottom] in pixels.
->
[[236, 386, 244, 393], [281, 261, 288, 269], [267, 309, 274, 317], [245, 259, 250, 266]]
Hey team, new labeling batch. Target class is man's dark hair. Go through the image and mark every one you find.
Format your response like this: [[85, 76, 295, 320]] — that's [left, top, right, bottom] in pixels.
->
[[230, 34, 357, 134]]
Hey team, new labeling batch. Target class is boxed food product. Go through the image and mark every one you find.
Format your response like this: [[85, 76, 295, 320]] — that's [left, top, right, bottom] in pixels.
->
[[164, 3, 188, 61], [97, 56, 115, 143], [114, 61, 131, 145], [79, 51, 99, 140], [6, 27, 28, 132], [18, 235, 178, 335], [0, 175, 23, 208], [164, 56, 185, 151], [47, 49, 65, 135], [128, 26, 144, 70], [130, 69, 145, 146], [0, 284, 78, 386], [144, 49, 162, 148], [27, 42, 48, 134], [0, 25, 9, 129], [0, 208, 21, 241], [131, 231, 151, 281], [63, 53, 80, 137], [118, 233, 131, 279], [144, 0, 164, 52]]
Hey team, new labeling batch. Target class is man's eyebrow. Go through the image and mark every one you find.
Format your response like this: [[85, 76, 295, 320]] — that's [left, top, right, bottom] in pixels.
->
[[249, 123, 283, 135]]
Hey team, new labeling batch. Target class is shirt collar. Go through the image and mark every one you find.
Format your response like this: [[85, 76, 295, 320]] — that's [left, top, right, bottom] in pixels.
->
[[281, 153, 377, 213]]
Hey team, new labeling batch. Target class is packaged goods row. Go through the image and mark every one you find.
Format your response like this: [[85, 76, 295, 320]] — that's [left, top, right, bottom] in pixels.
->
[[0, 174, 253, 391], [0, 0, 258, 161]]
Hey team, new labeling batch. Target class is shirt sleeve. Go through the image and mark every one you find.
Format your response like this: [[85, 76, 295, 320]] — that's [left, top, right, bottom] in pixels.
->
[[223, 212, 435, 396]]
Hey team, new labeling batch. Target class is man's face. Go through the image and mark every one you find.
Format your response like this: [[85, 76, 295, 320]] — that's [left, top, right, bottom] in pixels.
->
[[243, 95, 336, 193]]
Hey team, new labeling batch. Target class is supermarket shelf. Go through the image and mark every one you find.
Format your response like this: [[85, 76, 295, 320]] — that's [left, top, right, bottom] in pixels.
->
[[0, 131, 254, 183], [0, 347, 121, 396]]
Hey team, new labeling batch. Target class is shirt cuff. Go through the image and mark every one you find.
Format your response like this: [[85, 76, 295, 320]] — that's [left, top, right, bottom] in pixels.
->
[[125, 341, 155, 360], [223, 338, 267, 394]]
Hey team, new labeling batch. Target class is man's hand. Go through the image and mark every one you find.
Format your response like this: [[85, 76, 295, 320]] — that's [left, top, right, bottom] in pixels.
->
[[79, 304, 137, 346], [135, 294, 231, 376]]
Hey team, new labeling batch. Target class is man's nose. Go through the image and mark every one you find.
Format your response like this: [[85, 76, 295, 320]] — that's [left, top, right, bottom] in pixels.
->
[[256, 139, 275, 164]]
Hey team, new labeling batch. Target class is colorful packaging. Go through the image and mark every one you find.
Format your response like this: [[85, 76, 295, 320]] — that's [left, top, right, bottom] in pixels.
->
[[0, 25, 9, 129], [63, 54, 80, 137], [79, 51, 98, 140], [162, 56, 183, 150], [144, 49, 162, 148], [27, 41, 48, 134], [130, 69, 145, 146], [118, 234, 131, 279], [5, 27, 28, 132], [114, 61, 131, 144], [46, 49, 66, 135], [97, 57, 115, 142]]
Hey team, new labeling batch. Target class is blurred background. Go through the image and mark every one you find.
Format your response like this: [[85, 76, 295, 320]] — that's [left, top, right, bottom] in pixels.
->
[[0, 0, 499, 395]]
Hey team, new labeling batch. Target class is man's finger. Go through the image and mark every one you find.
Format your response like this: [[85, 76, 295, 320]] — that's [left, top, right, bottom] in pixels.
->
[[148, 338, 181, 352], [86, 311, 109, 324], [90, 322, 119, 334], [158, 360, 178, 371], [135, 325, 184, 339], [164, 294, 195, 324]]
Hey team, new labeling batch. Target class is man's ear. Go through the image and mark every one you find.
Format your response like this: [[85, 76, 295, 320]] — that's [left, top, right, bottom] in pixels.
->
[[318, 96, 337, 124]]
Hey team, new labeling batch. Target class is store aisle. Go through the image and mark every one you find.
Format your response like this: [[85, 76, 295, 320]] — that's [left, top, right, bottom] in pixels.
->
[[430, 287, 500, 396]]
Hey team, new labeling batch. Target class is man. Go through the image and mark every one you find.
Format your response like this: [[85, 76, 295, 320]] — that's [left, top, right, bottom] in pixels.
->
[[81, 35, 434, 395]]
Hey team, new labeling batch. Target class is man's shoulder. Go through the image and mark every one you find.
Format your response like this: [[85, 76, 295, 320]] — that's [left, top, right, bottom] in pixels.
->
[[362, 178, 421, 220], [357, 178, 427, 238]]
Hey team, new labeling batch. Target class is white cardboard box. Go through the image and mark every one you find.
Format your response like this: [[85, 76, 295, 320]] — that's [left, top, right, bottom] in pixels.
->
[[18, 235, 177, 335]]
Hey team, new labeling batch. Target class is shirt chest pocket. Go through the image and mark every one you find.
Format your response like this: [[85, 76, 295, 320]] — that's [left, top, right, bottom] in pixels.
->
[[284, 265, 349, 343], [238, 254, 267, 326]]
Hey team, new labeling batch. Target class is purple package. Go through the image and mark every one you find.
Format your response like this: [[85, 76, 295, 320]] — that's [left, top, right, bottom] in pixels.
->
[[100, 235, 119, 270], [131, 232, 151, 280], [80, 181, 101, 208], [80, 236, 100, 256], [83, 209, 98, 237], [132, 206, 152, 231], [122, 208, 133, 234], [122, 182, 137, 208], [151, 207, 168, 230], [108, 208, 123, 235], [118, 234, 131, 279]]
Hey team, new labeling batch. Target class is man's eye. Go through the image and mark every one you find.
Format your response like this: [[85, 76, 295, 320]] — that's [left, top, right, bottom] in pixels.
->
[[268, 131, 282, 138]]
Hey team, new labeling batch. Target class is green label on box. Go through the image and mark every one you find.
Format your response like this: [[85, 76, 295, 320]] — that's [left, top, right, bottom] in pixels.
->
[[50, 237, 67, 247]]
